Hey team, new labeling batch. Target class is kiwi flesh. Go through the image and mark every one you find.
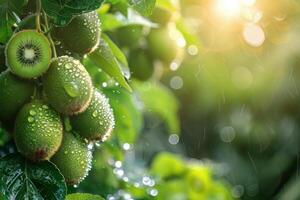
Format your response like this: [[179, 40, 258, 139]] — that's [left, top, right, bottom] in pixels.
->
[[52, 11, 100, 55], [0, 70, 34, 123], [0, 45, 6, 72], [128, 48, 154, 81], [5, 30, 52, 79], [14, 101, 63, 161], [70, 89, 114, 141], [42, 56, 93, 115], [51, 132, 92, 185]]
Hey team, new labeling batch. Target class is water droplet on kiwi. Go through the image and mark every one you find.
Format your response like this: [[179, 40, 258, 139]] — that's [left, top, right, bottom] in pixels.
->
[[92, 111, 98, 117], [27, 116, 34, 122], [29, 110, 36, 116], [64, 82, 80, 97]]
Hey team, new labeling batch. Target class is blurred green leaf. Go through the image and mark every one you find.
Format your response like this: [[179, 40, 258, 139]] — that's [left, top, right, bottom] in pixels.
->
[[0, 0, 27, 43], [42, 0, 104, 26], [66, 193, 104, 200], [102, 33, 128, 68], [151, 152, 185, 179], [132, 80, 180, 134], [277, 176, 300, 200], [103, 87, 142, 145], [87, 39, 132, 92], [0, 154, 67, 199], [128, 0, 156, 16]]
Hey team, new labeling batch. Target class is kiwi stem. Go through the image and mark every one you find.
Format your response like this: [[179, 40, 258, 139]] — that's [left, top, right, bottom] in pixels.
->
[[43, 10, 57, 58], [36, 0, 42, 32]]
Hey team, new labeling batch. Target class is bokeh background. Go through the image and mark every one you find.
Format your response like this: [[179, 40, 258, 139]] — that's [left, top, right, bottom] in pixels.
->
[[82, 0, 300, 199]]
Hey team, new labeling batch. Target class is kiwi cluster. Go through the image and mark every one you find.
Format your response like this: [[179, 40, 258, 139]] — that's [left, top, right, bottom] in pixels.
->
[[0, 9, 115, 185]]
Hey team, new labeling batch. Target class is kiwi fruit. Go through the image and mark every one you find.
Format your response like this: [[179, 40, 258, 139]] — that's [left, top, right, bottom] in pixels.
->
[[42, 56, 93, 115], [0, 71, 34, 123], [70, 89, 114, 141], [147, 27, 183, 64], [150, 7, 174, 26], [52, 11, 100, 55], [128, 48, 154, 81], [5, 30, 52, 79], [51, 132, 92, 185], [114, 24, 143, 48], [14, 101, 63, 161], [0, 45, 6, 72]]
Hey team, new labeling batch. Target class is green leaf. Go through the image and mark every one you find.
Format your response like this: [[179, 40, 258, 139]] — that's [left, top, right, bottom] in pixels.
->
[[99, 9, 156, 31], [0, 154, 67, 200], [41, 0, 104, 26], [103, 87, 143, 144], [132, 80, 180, 134], [151, 152, 185, 179], [128, 0, 156, 16], [87, 39, 132, 92], [0, 0, 27, 43], [66, 193, 104, 200], [102, 33, 128, 68]]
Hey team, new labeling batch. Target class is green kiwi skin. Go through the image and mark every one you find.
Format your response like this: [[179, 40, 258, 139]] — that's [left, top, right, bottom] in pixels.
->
[[150, 7, 173, 26], [128, 48, 154, 81], [147, 27, 182, 64], [114, 24, 143, 48], [52, 11, 100, 55], [51, 132, 92, 185], [42, 56, 93, 115], [14, 101, 63, 161], [5, 30, 52, 79], [0, 70, 34, 123], [0, 45, 6, 72], [70, 89, 115, 141]]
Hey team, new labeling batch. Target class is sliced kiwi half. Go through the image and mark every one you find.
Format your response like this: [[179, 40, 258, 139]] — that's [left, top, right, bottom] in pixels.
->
[[5, 30, 52, 79]]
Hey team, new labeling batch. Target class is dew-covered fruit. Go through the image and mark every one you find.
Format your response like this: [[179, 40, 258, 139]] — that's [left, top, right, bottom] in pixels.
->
[[14, 101, 63, 161], [128, 48, 154, 81], [51, 132, 92, 185], [147, 27, 183, 64], [52, 11, 100, 55], [42, 56, 93, 115], [0, 45, 6, 72], [70, 89, 114, 141], [5, 30, 52, 78], [0, 71, 34, 122]]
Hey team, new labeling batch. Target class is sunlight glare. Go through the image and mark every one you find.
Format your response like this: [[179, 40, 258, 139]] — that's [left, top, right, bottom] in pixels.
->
[[242, 0, 256, 7], [243, 23, 265, 47], [214, 0, 242, 19]]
